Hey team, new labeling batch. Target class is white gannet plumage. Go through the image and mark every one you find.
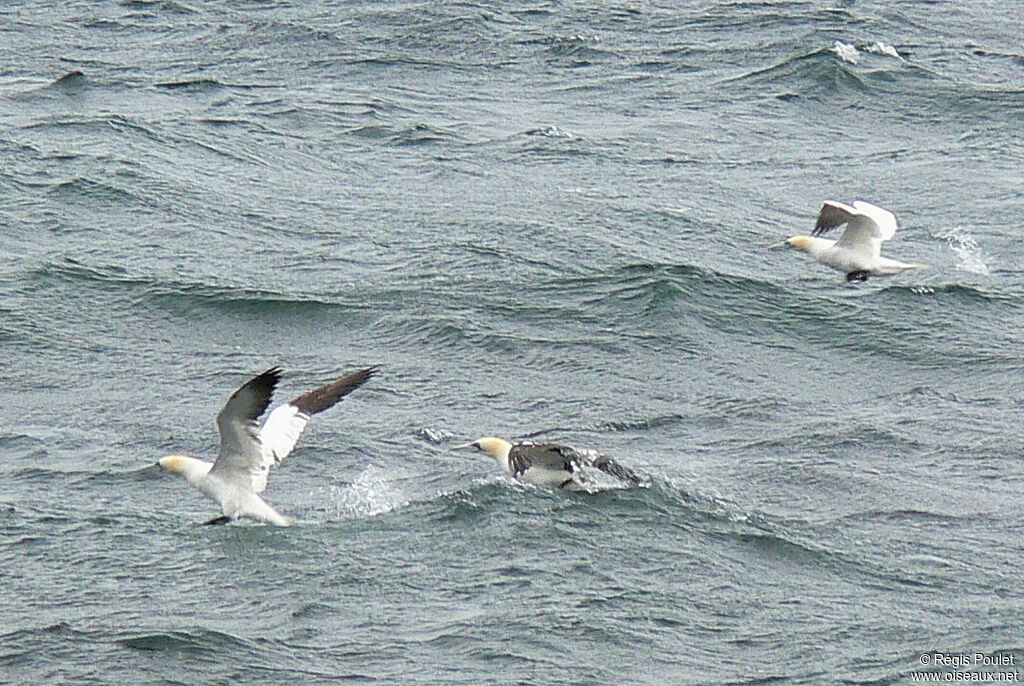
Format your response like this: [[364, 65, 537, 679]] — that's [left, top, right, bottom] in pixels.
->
[[158, 366, 377, 525], [452, 436, 641, 489], [771, 200, 926, 281]]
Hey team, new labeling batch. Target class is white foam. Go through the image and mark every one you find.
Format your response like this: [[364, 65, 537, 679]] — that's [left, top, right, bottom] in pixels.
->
[[866, 41, 901, 59], [936, 227, 991, 275], [526, 125, 576, 139], [832, 41, 859, 65], [329, 466, 409, 518], [417, 427, 454, 444]]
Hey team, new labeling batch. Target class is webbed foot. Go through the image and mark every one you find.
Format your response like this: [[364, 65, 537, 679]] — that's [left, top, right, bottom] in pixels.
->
[[202, 515, 231, 526]]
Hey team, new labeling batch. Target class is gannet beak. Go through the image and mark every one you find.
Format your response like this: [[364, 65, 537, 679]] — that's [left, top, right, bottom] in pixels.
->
[[126, 462, 162, 476], [451, 441, 477, 452], [768, 240, 790, 251]]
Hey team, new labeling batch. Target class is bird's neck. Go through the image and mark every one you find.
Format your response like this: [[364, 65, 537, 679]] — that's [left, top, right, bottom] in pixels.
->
[[179, 456, 214, 485], [796, 235, 835, 259], [489, 440, 513, 470]]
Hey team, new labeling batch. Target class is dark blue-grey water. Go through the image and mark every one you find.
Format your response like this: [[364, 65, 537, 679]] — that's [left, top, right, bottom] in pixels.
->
[[1, 2, 1022, 684]]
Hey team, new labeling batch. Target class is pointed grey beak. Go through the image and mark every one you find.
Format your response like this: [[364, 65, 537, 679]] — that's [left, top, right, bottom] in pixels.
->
[[768, 240, 789, 251], [128, 462, 162, 477], [451, 442, 477, 452]]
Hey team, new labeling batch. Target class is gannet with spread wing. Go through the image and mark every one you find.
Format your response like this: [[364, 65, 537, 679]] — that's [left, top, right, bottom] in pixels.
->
[[771, 200, 926, 281], [158, 366, 377, 525], [453, 437, 641, 489]]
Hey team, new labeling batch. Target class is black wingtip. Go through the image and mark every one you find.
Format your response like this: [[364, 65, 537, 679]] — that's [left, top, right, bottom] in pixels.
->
[[591, 454, 643, 485], [290, 366, 379, 416], [259, 366, 283, 381], [250, 366, 283, 395]]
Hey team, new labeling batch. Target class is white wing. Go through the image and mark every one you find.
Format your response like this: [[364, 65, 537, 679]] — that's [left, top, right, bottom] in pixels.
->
[[251, 367, 378, 494], [813, 200, 899, 259], [252, 403, 311, 493], [834, 213, 885, 258], [851, 200, 897, 241]]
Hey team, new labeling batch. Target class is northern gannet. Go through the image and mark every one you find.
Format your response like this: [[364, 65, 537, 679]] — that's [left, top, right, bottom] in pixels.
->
[[771, 200, 926, 281], [453, 437, 641, 489], [158, 366, 377, 525]]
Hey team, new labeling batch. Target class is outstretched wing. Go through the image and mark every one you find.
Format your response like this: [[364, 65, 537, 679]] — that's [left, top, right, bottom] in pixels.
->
[[811, 201, 857, 237], [250, 367, 378, 493], [508, 442, 580, 478], [586, 452, 642, 485], [815, 200, 898, 260], [509, 442, 642, 485], [852, 200, 898, 241], [210, 367, 282, 488]]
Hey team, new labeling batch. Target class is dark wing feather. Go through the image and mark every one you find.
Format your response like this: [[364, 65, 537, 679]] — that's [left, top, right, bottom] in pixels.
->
[[588, 453, 642, 485], [290, 367, 378, 416], [216, 367, 281, 449], [508, 442, 580, 477], [212, 367, 282, 479], [812, 201, 857, 237]]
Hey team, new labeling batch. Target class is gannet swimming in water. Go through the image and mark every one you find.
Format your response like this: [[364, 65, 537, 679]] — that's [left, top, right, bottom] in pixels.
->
[[158, 366, 377, 525], [771, 200, 926, 281], [452, 437, 641, 489]]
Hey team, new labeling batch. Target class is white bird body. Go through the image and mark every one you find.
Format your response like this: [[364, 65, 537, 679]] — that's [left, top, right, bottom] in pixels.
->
[[774, 200, 925, 281], [158, 366, 376, 526], [453, 436, 641, 489]]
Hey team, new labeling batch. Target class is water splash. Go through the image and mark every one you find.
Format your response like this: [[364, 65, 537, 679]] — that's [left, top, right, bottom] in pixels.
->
[[832, 41, 859, 65], [417, 427, 454, 444], [832, 40, 902, 64], [866, 41, 901, 59], [329, 466, 409, 518], [936, 227, 991, 275]]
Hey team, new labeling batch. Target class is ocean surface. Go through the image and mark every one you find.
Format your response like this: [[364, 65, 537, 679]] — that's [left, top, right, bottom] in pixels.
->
[[1, 1, 1022, 684]]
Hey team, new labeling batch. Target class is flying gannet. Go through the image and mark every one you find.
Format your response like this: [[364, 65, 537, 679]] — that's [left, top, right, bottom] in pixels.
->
[[453, 437, 641, 489], [771, 200, 926, 281], [158, 366, 377, 526]]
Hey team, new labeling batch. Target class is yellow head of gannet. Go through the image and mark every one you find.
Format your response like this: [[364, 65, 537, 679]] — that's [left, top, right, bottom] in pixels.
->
[[157, 453, 214, 486], [452, 437, 513, 467]]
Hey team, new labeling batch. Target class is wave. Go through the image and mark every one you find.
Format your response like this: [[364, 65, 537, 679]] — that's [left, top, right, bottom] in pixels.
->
[[154, 78, 279, 91], [0, 621, 93, 662], [509, 126, 601, 162], [878, 280, 1019, 304], [118, 627, 254, 653], [727, 46, 874, 96], [724, 41, 936, 101], [32, 256, 370, 316], [45, 176, 139, 204], [554, 261, 1021, 357], [524, 34, 620, 65], [51, 70, 87, 91], [17, 111, 156, 138], [119, 0, 198, 14], [0, 433, 49, 460], [407, 476, 913, 590], [598, 413, 689, 432], [727, 38, 1024, 124]]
